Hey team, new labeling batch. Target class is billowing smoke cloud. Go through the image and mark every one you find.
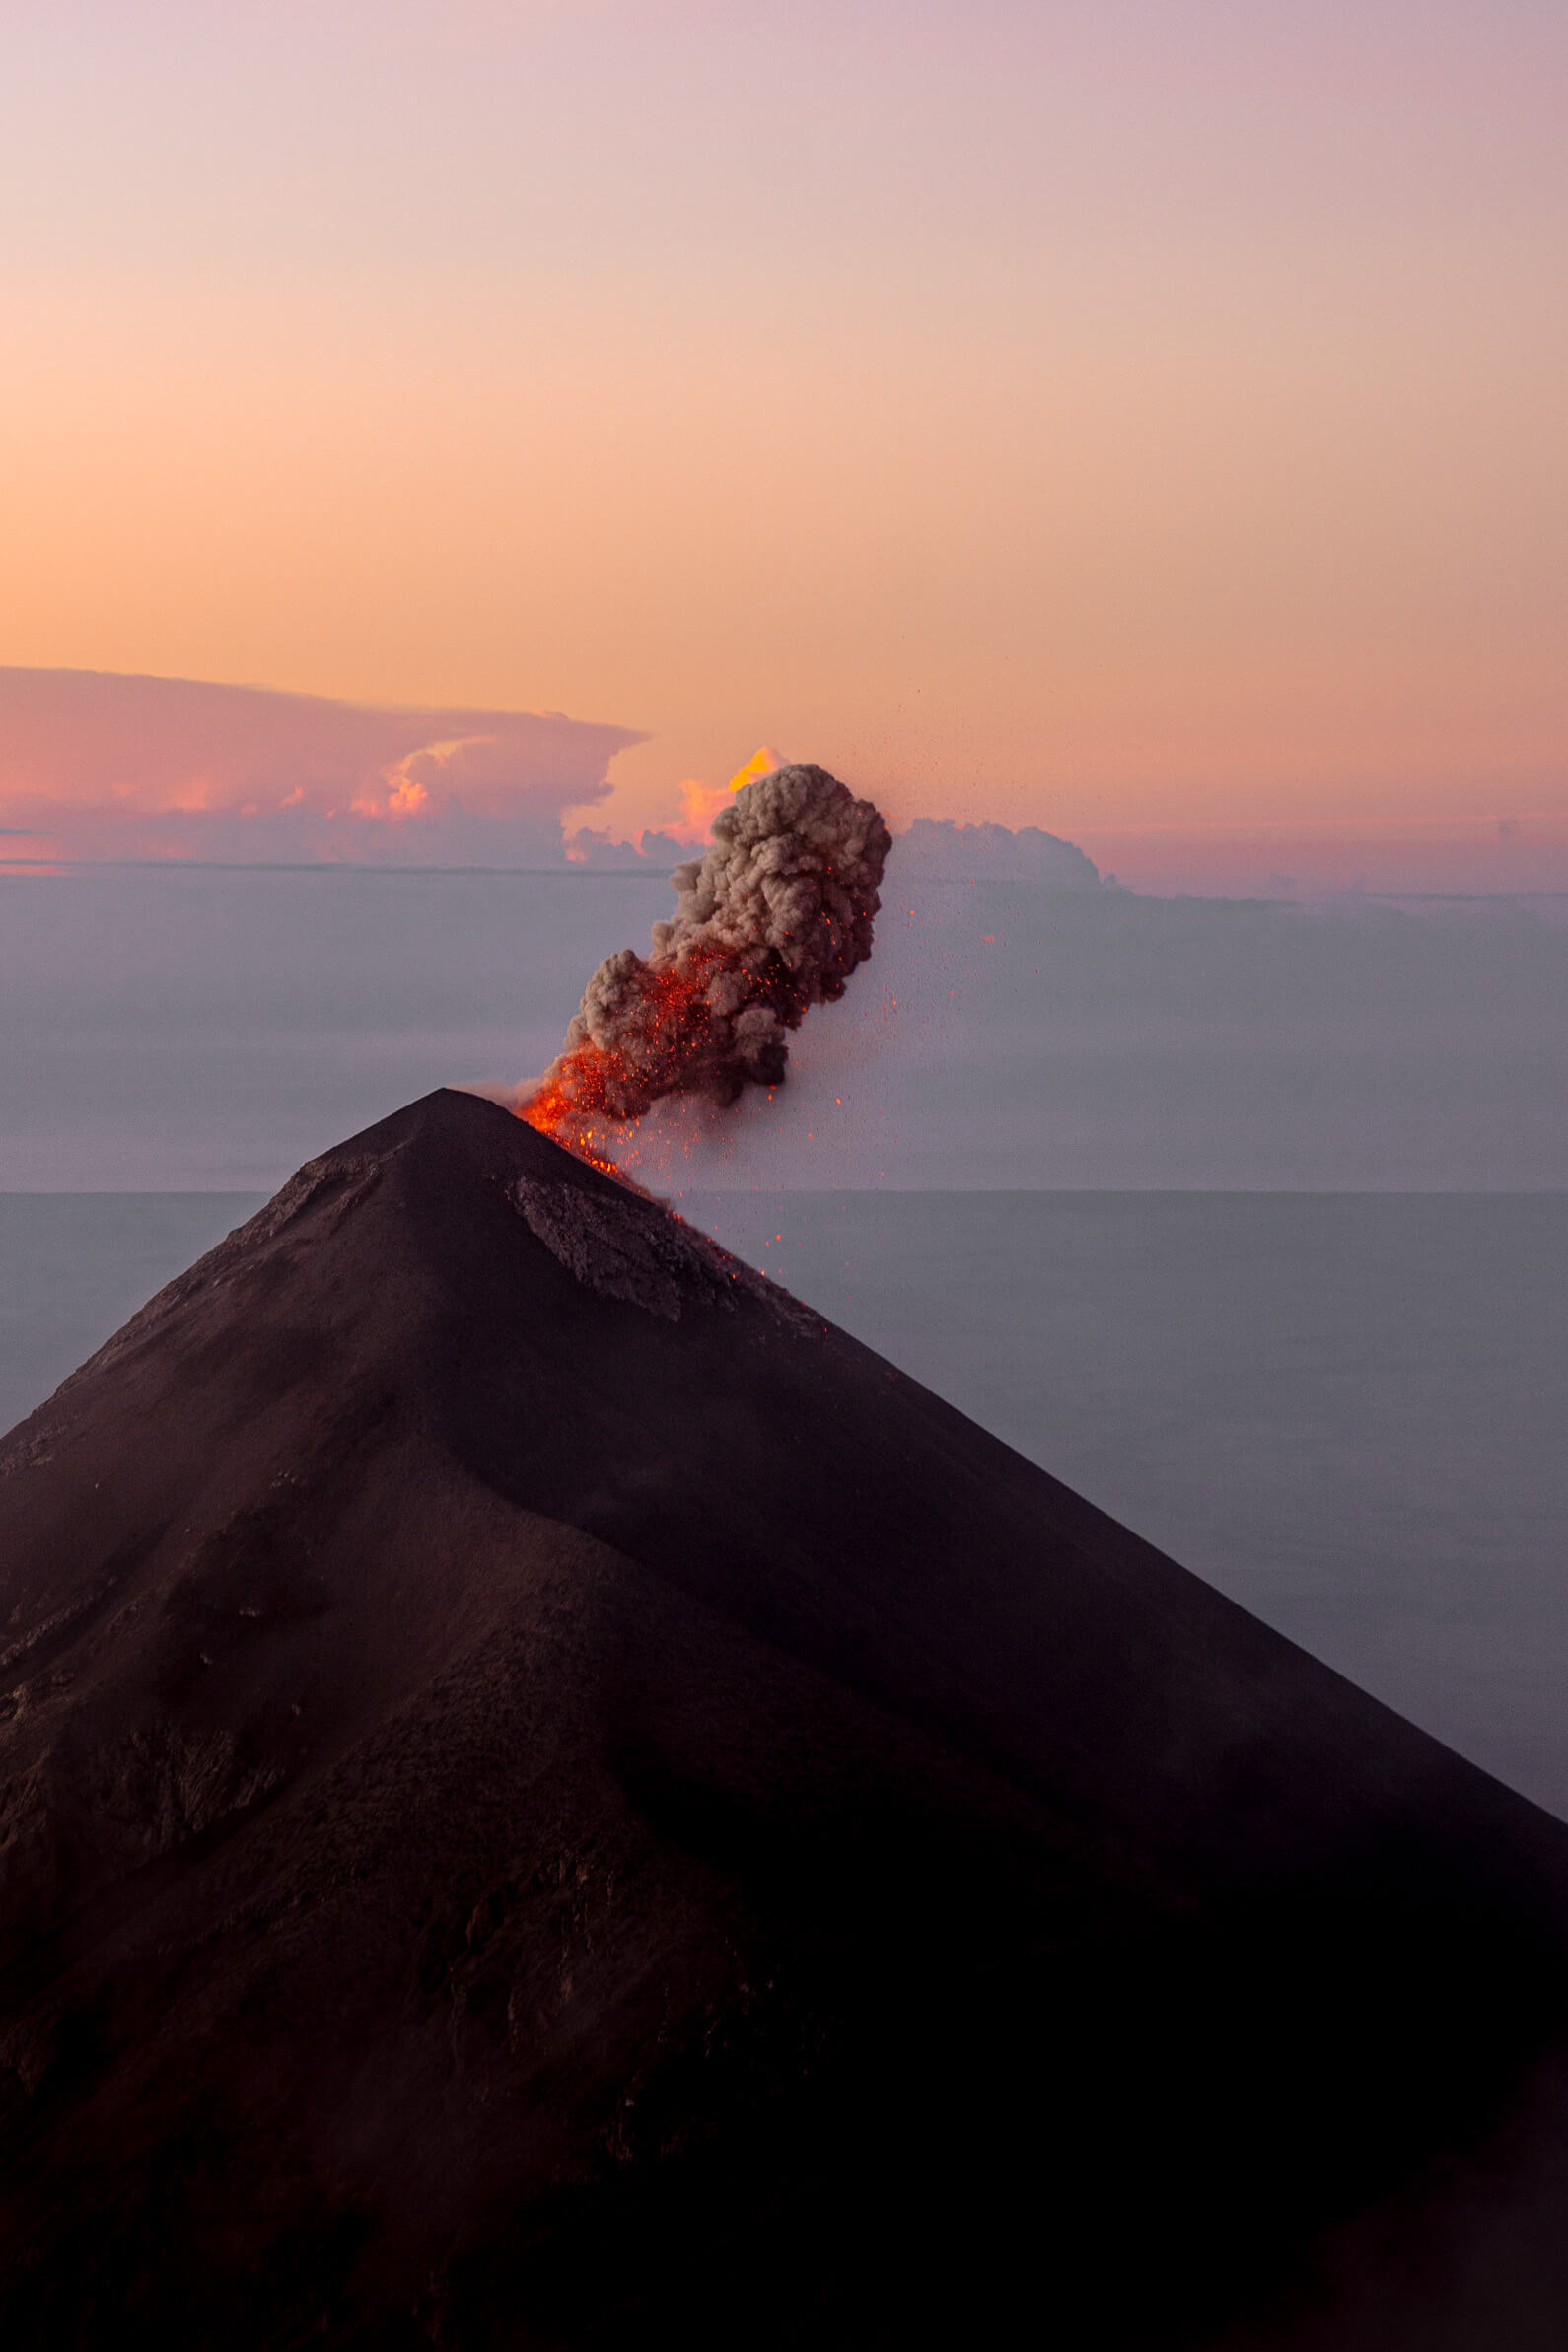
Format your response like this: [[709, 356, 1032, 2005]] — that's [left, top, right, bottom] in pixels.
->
[[522, 763, 891, 1158]]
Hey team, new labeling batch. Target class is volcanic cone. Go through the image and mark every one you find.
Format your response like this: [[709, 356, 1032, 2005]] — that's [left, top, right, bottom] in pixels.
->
[[3, 1090, 1568, 2346]]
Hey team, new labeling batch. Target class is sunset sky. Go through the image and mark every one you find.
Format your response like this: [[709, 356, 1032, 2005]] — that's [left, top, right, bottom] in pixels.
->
[[3, 0, 1564, 877]]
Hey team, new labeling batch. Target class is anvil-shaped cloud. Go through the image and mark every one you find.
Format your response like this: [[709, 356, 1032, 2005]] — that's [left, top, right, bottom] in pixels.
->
[[0, 670, 642, 864]]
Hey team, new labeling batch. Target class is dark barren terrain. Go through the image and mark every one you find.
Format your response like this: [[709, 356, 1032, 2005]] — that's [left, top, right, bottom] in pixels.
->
[[3, 1091, 1568, 2347]]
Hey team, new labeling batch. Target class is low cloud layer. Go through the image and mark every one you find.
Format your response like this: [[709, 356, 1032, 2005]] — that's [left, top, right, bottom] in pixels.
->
[[562, 815, 1110, 886], [3, 863, 1564, 1191], [0, 669, 642, 864], [892, 820, 1103, 887]]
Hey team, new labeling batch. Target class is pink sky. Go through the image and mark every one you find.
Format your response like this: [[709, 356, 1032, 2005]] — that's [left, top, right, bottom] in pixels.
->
[[2, 1, 1564, 884]]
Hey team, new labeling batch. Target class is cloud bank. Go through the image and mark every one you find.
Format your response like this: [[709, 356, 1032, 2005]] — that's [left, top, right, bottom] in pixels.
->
[[0, 669, 642, 864], [892, 820, 1104, 888], [4, 863, 1564, 1192], [564, 814, 1112, 885]]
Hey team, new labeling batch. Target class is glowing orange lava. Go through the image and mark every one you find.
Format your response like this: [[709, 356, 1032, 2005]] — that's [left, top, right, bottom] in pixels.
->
[[515, 1055, 630, 1177], [516, 956, 726, 1178]]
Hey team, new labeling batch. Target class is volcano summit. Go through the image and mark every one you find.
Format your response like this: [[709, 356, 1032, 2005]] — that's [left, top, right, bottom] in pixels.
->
[[3, 1091, 1568, 2347]]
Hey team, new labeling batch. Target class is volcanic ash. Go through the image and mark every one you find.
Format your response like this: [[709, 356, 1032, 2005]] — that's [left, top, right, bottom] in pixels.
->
[[521, 762, 891, 1160]]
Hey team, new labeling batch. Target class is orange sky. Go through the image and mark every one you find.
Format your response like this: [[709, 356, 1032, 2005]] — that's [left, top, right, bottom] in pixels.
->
[[2, 2, 1564, 861]]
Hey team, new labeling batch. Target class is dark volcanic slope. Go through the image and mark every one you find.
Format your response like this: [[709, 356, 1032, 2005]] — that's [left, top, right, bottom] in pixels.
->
[[3, 1093, 1568, 2350]]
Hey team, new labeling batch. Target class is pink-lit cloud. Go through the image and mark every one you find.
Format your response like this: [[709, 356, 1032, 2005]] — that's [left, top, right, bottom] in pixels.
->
[[665, 748, 789, 844], [0, 670, 642, 864]]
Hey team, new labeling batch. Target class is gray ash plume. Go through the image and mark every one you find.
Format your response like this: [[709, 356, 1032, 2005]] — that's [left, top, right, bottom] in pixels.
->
[[521, 762, 890, 1156]]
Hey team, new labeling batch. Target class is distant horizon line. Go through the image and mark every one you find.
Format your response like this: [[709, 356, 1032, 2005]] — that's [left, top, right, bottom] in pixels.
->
[[3, 854, 1566, 907], [4, 1184, 1566, 1199]]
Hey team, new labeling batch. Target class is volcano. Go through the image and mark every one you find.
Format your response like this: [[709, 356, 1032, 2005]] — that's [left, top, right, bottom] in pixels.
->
[[3, 1090, 1568, 2348]]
